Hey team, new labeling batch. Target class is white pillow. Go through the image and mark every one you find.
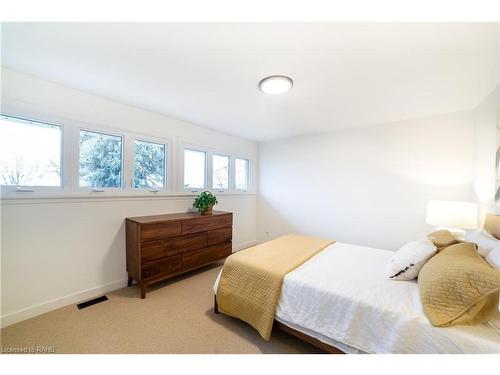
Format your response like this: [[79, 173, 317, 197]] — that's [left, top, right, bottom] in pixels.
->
[[465, 230, 500, 257], [387, 237, 437, 281], [485, 246, 500, 269]]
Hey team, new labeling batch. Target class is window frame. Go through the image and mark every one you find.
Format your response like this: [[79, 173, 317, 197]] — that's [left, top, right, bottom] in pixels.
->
[[211, 153, 231, 192], [133, 138, 168, 192], [181, 144, 208, 193], [0, 113, 64, 193], [78, 127, 125, 192], [234, 157, 250, 192], [1, 111, 253, 199]]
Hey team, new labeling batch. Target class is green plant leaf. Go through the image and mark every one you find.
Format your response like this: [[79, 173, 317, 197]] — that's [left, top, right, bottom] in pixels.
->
[[193, 191, 218, 212]]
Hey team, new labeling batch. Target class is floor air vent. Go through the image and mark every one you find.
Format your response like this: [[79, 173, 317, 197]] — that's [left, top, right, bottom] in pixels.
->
[[77, 295, 108, 310]]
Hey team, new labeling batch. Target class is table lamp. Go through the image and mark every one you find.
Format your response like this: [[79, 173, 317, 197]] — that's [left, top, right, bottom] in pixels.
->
[[426, 200, 478, 239]]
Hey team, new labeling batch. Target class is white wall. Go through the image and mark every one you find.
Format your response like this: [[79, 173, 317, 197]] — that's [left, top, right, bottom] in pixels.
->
[[1, 66, 497, 328], [0, 68, 258, 326], [257, 111, 477, 250], [473, 86, 499, 222]]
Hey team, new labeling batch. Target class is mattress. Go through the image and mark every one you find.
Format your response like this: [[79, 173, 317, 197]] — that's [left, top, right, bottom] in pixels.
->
[[214, 242, 500, 354]]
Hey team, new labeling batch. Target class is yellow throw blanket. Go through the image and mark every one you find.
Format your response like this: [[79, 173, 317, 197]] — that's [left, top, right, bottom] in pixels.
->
[[216, 234, 334, 340]]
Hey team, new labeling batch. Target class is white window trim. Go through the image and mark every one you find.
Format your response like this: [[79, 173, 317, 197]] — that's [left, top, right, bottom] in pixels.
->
[[74, 124, 175, 197], [1, 110, 253, 199], [180, 144, 208, 193], [234, 157, 250, 192], [179, 142, 255, 195], [0, 113, 65, 195], [122, 131, 174, 195], [211, 153, 231, 192], [78, 127, 125, 192], [132, 138, 169, 193]]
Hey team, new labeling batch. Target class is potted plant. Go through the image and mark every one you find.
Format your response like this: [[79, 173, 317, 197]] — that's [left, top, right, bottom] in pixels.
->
[[193, 191, 218, 215]]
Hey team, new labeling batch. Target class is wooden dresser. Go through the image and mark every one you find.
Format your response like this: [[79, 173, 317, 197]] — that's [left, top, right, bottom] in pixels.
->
[[126, 211, 233, 298]]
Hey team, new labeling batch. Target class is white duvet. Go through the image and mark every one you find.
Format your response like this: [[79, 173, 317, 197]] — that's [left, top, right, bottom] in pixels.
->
[[214, 242, 500, 354]]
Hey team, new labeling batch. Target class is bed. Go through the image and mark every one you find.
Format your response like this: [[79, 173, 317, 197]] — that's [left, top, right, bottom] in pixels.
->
[[213, 215, 500, 354]]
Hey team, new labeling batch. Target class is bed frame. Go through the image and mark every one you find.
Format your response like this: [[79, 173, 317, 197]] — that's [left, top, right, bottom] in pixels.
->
[[213, 296, 344, 354], [212, 214, 499, 354]]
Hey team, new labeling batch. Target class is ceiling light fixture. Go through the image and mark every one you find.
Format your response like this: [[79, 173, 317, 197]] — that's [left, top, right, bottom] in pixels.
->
[[259, 75, 293, 95]]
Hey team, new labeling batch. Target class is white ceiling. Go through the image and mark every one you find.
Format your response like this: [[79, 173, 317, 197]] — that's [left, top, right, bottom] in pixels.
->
[[2, 23, 499, 141]]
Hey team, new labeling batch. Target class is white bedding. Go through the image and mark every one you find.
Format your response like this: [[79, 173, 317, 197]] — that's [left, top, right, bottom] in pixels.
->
[[214, 242, 500, 354]]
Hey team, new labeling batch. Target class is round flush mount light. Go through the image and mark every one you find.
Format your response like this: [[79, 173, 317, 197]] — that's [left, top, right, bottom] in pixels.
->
[[259, 75, 293, 95]]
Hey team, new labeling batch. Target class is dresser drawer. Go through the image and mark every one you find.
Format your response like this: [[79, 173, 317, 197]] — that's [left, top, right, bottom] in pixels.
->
[[182, 242, 232, 271], [141, 233, 207, 263], [207, 227, 232, 246], [141, 255, 182, 279], [127, 211, 233, 298], [141, 221, 182, 242], [182, 214, 232, 235]]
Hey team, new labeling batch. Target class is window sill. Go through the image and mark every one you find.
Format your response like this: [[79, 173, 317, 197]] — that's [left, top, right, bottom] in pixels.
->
[[0, 191, 256, 205]]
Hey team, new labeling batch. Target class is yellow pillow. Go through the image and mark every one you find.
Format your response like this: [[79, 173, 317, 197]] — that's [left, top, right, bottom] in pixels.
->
[[427, 229, 460, 251], [418, 242, 500, 327]]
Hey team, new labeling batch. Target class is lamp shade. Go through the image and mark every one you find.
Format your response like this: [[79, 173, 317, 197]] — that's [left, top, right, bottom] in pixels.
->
[[426, 201, 478, 229]]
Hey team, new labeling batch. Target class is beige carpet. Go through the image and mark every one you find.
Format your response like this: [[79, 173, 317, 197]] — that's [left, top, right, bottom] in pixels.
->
[[1, 262, 322, 354]]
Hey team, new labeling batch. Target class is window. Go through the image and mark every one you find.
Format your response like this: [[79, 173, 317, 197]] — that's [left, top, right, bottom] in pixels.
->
[[235, 158, 249, 190], [0, 115, 62, 187], [79, 130, 122, 188], [184, 148, 206, 190], [212, 154, 229, 190], [0, 112, 252, 197], [134, 140, 166, 189]]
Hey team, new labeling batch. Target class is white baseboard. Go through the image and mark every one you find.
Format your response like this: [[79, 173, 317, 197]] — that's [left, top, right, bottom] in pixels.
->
[[1, 240, 260, 328], [1, 278, 128, 328]]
